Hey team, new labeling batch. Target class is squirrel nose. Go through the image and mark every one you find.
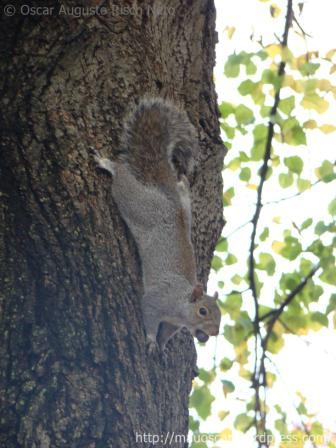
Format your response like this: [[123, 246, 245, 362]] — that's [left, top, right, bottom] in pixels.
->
[[210, 327, 219, 336]]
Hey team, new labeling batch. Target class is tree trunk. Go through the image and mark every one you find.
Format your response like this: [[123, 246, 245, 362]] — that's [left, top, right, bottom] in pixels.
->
[[0, 1, 224, 447]]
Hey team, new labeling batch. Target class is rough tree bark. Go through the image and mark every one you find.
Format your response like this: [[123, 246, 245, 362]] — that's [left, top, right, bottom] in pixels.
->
[[0, 1, 224, 447]]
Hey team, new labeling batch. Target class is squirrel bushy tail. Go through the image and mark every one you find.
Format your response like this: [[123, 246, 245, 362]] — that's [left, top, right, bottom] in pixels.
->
[[121, 98, 198, 184]]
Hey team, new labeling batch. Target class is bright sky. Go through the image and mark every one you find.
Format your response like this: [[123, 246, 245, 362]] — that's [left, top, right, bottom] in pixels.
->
[[195, 0, 336, 446]]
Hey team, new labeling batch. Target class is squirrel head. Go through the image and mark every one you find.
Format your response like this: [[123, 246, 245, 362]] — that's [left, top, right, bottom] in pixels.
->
[[188, 284, 221, 343]]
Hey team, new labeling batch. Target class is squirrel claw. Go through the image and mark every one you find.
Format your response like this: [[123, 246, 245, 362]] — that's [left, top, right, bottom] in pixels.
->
[[160, 348, 169, 365], [147, 340, 160, 356]]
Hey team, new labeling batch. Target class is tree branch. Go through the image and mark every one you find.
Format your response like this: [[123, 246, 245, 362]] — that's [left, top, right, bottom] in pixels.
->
[[260, 264, 320, 328], [249, 1, 293, 443]]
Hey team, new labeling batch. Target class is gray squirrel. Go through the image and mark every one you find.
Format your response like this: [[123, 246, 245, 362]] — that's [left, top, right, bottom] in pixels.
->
[[95, 98, 221, 351]]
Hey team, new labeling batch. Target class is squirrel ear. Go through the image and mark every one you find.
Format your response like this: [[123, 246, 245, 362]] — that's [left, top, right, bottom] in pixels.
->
[[190, 283, 203, 302], [214, 292, 219, 300]]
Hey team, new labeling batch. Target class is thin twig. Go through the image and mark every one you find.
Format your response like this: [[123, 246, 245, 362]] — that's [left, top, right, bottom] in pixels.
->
[[264, 355, 317, 448], [263, 180, 321, 205], [256, 264, 320, 443], [293, 14, 313, 39], [224, 219, 251, 238]]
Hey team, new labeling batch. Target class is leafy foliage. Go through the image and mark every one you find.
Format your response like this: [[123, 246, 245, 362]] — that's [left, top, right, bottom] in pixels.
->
[[189, 0, 336, 446]]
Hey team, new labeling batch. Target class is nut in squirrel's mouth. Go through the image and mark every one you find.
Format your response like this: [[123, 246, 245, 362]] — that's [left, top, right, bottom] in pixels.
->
[[195, 330, 209, 343]]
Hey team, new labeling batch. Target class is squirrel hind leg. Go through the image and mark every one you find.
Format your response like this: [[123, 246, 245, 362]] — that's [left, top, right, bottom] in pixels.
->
[[142, 296, 161, 352], [177, 176, 192, 232], [157, 322, 180, 350], [171, 144, 195, 179]]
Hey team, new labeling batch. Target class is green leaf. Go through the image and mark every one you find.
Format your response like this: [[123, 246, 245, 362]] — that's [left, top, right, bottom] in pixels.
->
[[301, 218, 313, 230], [315, 221, 328, 236], [280, 272, 302, 292], [251, 145, 265, 161], [260, 227, 269, 241], [260, 105, 272, 117], [297, 178, 311, 192], [311, 422, 324, 436], [259, 305, 273, 319], [284, 156, 304, 175], [257, 50, 268, 60], [227, 157, 241, 171], [317, 160, 335, 182], [224, 324, 246, 346], [299, 62, 320, 76], [239, 167, 251, 182], [326, 294, 336, 314], [220, 101, 235, 118], [190, 385, 215, 420], [190, 442, 207, 448], [266, 371, 277, 387], [223, 187, 235, 206], [234, 414, 254, 432], [301, 92, 329, 113], [198, 368, 216, 384], [254, 123, 268, 140], [235, 104, 254, 125], [280, 236, 302, 260], [297, 402, 308, 415], [279, 96, 295, 115], [226, 253, 238, 265], [238, 79, 256, 95], [275, 419, 288, 435], [328, 198, 336, 216], [268, 331, 285, 354], [304, 282, 323, 303], [224, 54, 243, 77], [211, 255, 223, 272], [262, 68, 277, 85], [311, 311, 328, 327], [291, 125, 307, 145], [251, 124, 268, 160], [257, 252, 276, 275], [189, 415, 200, 432], [283, 312, 308, 333], [221, 122, 236, 139], [282, 118, 307, 145], [220, 358, 234, 372], [246, 60, 257, 75], [299, 258, 313, 276], [224, 63, 239, 78], [320, 266, 336, 286], [239, 151, 250, 162], [251, 83, 266, 105], [216, 237, 228, 252], [231, 274, 243, 285], [222, 293, 242, 319], [279, 172, 294, 188], [222, 380, 235, 397]]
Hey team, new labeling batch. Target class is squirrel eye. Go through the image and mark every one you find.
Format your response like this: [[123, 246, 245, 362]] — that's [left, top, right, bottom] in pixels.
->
[[198, 306, 208, 317]]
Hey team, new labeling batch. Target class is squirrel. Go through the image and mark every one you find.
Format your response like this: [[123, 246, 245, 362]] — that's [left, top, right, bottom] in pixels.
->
[[94, 98, 221, 351]]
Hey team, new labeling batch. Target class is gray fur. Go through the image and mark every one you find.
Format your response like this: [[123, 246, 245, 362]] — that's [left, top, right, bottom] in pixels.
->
[[95, 98, 221, 350]]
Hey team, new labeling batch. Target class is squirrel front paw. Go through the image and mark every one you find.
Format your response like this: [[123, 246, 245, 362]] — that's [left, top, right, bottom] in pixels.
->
[[93, 151, 116, 176], [146, 332, 160, 356]]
